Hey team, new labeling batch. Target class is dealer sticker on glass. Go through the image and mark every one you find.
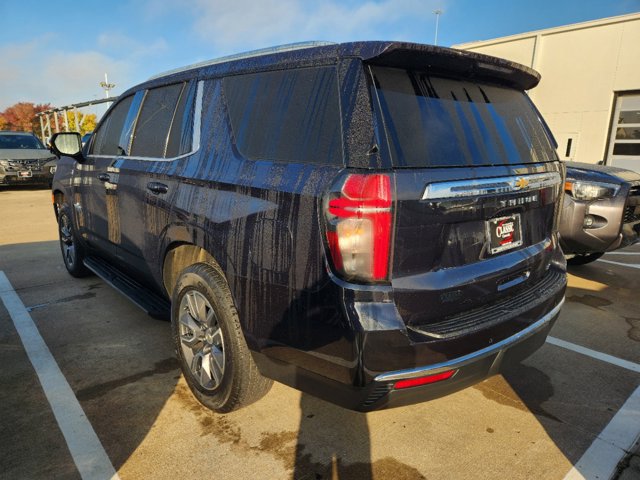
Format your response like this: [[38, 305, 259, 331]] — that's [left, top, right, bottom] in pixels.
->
[[487, 214, 523, 254]]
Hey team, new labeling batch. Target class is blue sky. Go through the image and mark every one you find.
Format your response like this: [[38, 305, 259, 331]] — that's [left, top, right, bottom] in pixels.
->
[[0, 0, 638, 111]]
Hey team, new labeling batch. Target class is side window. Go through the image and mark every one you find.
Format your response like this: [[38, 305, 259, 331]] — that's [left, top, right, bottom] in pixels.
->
[[91, 95, 135, 156], [130, 83, 184, 158], [166, 81, 197, 158], [223, 66, 342, 165]]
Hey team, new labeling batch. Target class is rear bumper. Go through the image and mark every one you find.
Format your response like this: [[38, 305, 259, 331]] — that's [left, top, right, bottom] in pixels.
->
[[366, 299, 563, 410], [254, 264, 566, 411]]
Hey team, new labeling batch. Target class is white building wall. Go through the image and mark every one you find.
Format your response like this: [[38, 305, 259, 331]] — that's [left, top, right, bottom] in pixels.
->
[[455, 13, 640, 168]]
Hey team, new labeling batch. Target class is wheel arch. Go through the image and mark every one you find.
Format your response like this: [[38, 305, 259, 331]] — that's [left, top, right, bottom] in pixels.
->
[[162, 242, 239, 300], [52, 189, 65, 219]]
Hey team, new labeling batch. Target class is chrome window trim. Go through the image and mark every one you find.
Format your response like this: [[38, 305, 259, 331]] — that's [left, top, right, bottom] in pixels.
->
[[421, 171, 562, 200], [374, 298, 564, 383], [86, 80, 203, 163]]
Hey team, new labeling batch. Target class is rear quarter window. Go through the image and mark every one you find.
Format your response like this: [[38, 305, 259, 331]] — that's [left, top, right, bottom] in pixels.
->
[[371, 66, 557, 167], [130, 83, 184, 158], [223, 66, 343, 165]]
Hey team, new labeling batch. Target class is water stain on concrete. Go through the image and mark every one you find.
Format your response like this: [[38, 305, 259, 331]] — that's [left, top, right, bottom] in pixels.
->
[[567, 294, 612, 310], [173, 384, 426, 479], [293, 452, 427, 480], [476, 365, 561, 422], [76, 357, 179, 401], [27, 292, 97, 312], [258, 431, 298, 470], [625, 317, 640, 342]]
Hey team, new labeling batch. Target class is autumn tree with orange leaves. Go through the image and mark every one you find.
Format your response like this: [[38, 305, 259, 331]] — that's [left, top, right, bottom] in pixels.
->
[[0, 102, 52, 133], [0, 102, 97, 138]]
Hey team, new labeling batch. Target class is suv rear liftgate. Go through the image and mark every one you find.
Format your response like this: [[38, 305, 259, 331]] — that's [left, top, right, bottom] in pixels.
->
[[310, 46, 566, 410]]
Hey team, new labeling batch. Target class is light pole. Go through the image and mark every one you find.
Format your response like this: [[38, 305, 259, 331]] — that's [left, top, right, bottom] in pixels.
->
[[99, 73, 115, 99], [433, 9, 443, 46]]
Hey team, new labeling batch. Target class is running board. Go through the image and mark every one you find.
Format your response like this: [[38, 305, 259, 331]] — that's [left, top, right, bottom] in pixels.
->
[[83, 257, 170, 320]]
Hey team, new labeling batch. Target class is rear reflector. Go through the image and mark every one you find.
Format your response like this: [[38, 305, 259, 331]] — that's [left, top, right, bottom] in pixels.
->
[[393, 369, 457, 390]]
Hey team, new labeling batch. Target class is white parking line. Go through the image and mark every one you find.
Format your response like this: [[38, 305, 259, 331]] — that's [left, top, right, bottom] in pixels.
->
[[546, 336, 640, 373], [597, 259, 640, 269], [563, 385, 640, 480], [547, 338, 640, 480], [0, 271, 120, 480]]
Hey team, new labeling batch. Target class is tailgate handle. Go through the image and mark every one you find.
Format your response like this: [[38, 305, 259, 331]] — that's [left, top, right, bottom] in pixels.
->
[[147, 182, 169, 195], [497, 271, 530, 292]]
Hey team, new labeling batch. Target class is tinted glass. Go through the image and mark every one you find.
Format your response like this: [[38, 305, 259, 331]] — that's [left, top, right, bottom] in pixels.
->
[[0, 134, 44, 149], [619, 111, 640, 124], [130, 83, 184, 158], [92, 95, 134, 156], [166, 81, 196, 158], [223, 66, 342, 165], [372, 66, 557, 167], [613, 143, 640, 156]]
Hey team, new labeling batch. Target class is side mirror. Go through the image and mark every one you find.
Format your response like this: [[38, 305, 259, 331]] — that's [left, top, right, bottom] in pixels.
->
[[50, 132, 84, 161]]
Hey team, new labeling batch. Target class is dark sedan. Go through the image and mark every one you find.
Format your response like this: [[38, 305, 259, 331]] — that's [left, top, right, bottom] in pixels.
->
[[0, 131, 58, 187], [560, 162, 640, 265]]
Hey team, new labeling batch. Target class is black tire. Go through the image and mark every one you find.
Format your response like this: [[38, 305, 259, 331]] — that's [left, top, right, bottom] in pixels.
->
[[171, 263, 272, 413], [567, 252, 605, 266], [57, 205, 91, 277]]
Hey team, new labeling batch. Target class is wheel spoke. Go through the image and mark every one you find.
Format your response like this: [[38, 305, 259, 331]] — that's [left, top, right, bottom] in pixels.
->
[[182, 341, 195, 369], [190, 350, 203, 378], [199, 352, 213, 387], [180, 312, 203, 348], [185, 292, 200, 321], [205, 308, 215, 327], [210, 346, 224, 385]]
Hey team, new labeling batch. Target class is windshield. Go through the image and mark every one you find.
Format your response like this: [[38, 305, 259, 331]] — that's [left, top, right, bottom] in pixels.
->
[[371, 66, 557, 167], [0, 134, 45, 150]]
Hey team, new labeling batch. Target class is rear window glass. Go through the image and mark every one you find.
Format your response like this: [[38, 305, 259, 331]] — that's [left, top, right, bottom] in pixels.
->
[[223, 66, 342, 165], [371, 66, 556, 167]]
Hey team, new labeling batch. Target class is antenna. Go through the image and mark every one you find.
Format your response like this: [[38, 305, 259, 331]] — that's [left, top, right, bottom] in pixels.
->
[[433, 10, 443, 46]]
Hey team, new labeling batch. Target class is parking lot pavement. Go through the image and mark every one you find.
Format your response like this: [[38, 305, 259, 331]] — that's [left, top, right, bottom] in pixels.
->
[[1, 188, 639, 480]]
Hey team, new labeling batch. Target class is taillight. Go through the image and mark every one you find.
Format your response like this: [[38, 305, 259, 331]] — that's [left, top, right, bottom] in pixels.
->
[[324, 173, 393, 282]]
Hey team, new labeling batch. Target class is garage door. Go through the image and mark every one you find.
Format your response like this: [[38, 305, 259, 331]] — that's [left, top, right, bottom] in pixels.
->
[[607, 93, 640, 172]]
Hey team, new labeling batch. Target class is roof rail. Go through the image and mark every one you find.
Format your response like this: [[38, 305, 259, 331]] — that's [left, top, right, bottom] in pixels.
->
[[147, 41, 336, 80]]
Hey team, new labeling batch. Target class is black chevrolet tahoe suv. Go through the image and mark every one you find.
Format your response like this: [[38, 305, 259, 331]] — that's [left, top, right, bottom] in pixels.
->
[[50, 41, 566, 412]]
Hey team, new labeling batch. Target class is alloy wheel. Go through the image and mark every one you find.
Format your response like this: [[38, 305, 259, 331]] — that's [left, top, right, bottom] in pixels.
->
[[178, 290, 225, 390]]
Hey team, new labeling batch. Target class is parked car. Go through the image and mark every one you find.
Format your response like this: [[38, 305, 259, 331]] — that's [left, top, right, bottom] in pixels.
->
[[50, 41, 567, 412], [561, 162, 640, 265], [81, 132, 92, 148], [0, 131, 57, 187]]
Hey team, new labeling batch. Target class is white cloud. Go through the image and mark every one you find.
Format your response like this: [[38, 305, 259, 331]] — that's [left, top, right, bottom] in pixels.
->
[[97, 32, 168, 58], [0, 37, 135, 111], [187, 0, 446, 53], [0, 30, 171, 111]]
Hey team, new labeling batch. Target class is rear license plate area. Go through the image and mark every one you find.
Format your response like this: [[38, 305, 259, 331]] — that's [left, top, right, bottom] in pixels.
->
[[19, 170, 32, 178], [487, 214, 523, 254]]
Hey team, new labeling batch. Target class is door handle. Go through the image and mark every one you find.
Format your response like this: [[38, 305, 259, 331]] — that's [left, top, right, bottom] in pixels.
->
[[147, 182, 169, 194], [97, 173, 111, 182]]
